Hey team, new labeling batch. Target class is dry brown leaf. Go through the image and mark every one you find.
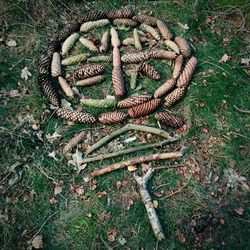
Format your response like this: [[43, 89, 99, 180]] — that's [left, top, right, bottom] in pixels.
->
[[54, 182, 63, 195], [31, 235, 43, 249], [116, 181, 122, 192], [107, 228, 117, 242], [97, 191, 107, 198], [234, 207, 244, 216], [49, 197, 58, 205]]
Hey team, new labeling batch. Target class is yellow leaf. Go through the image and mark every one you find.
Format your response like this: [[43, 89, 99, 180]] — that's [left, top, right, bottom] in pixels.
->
[[127, 165, 137, 172]]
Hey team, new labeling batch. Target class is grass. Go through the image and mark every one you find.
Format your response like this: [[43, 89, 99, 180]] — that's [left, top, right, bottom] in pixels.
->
[[0, 0, 249, 249]]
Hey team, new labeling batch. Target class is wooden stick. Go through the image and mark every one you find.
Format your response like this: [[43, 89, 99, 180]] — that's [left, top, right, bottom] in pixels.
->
[[89, 151, 183, 178], [81, 136, 180, 164], [85, 124, 171, 155], [134, 168, 165, 241], [233, 105, 250, 114]]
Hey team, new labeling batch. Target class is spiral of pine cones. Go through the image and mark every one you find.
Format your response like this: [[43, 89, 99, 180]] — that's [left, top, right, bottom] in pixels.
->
[[37, 8, 198, 126]]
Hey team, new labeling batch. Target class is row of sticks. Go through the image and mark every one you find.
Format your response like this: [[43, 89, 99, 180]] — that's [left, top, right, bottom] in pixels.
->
[[61, 123, 184, 241]]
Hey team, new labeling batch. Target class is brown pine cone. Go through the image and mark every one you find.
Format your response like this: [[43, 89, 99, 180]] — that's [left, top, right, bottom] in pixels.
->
[[47, 40, 59, 57], [155, 111, 184, 128], [98, 111, 128, 124], [163, 87, 186, 108], [174, 36, 191, 58], [107, 7, 134, 20], [121, 51, 151, 63], [73, 64, 105, 80], [154, 78, 176, 98], [99, 30, 110, 52], [56, 108, 96, 123], [176, 56, 197, 88], [173, 55, 183, 79], [38, 74, 60, 107], [156, 20, 173, 40], [113, 18, 137, 27], [139, 62, 160, 80], [117, 93, 152, 108], [128, 98, 161, 118], [132, 14, 157, 26], [112, 67, 126, 96], [150, 49, 177, 60], [58, 21, 80, 43], [78, 10, 107, 25], [113, 47, 121, 67], [37, 53, 50, 74]]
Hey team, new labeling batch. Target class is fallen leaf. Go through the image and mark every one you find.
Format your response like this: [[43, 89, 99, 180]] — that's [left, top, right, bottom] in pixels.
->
[[50, 197, 58, 205], [178, 233, 186, 243], [241, 58, 250, 66], [48, 151, 58, 161], [6, 39, 17, 47], [8, 161, 22, 173], [46, 131, 61, 143], [177, 22, 189, 30], [124, 136, 137, 143], [118, 236, 126, 245], [21, 67, 32, 80], [9, 90, 21, 98], [97, 191, 107, 198], [141, 163, 150, 173], [61, 98, 72, 109], [23, 191, 30, 202], [116, 181, 122, 192], [152, 200, 158, 208], [54, 182, 63, 195], [68, 149, 84, 169], [107, 228, 117, 242], [234, 207, 244, 216], [219, 54, 230, 64], [71, 185, 84, 196], [31, 235, 43, 249], [127, 165, 137, 172], [85, 213, 92, 218]]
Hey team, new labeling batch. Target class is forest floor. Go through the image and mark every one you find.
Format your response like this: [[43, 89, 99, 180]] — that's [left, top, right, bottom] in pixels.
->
[[0, 0, 249, 249]]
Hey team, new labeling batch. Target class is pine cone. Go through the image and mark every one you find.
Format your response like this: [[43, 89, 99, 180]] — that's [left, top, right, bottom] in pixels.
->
[[73, 64, 105, 80], [111, 27, 121, 47], [149, 49, 177, 60], [113, 47, 121, 67], [61, 54, 88, 66], [47, 40, 59, 57], [107, 7, 134, 20], [174, 36, 191, 58], [156, 20, 173, 40], [163, 87, 186, 108], [117, 93, 152, 108], [79, 10, 107, 23], [58, 21, 80, 43], [139, 23, 160, 40], [176, 56, 197, 88], [154, 78, 176, 98], [132, 14, 157, 26], [98, 111, 128, 124], [38, 74, 60, 107], [80, 98, 117, 108], [155, 111, 184, 128], [37, 53, 50, 74], [112, 67, 126, 96], [164, 40, 180, 54], [76, 75, 105, 86], [133, 28, 142, 51], [121, 51, 151, 63], [80, 19, 110, 32], [56, 108, 96, 123], [51, 52, 61, 77], [62, 131, 86, 153], [79, 37, 98, 52], [113, 18, 137, 27], [173, 55, 183, 79], [122, 37, 134, 46], [87, 55, 111, 63], [61, 33, 80, 57], [58, 76, 74, 97], [99, 30, 110, 52], [139, 62, 160, 80], [128, 98, 161, 118]]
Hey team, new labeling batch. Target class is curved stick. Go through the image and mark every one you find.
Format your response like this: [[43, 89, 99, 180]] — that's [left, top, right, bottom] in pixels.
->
[[85, 124, 171, 155]]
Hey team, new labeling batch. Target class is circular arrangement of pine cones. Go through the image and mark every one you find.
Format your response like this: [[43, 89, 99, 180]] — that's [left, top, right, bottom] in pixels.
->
[[37, 8, 198, 129]]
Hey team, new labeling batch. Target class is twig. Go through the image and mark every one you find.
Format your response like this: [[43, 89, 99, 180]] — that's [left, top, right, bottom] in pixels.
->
[[81, 137, 180, 164], [233, 105, 250, 114], [29, 212, 58, 245], [88, 151, 183, 178], [162, 175, 192, 199], [34, 165, 57, 182], [85, 124, 171, 155], [134, 168, 165, 241]]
